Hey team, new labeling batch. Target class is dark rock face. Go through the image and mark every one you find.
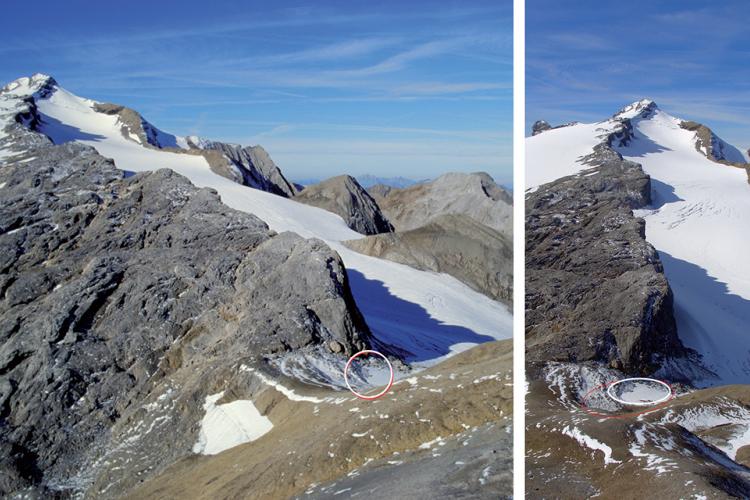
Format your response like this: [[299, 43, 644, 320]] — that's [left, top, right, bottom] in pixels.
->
[[345, 214, 512, 303], [295, 175, 393, 235], [525, 142, 685, 376], [529, 120, 580, 137], [532, 120, 552, 136], [0, 133, 370, 496], [194, 141, 298, 198], [92, 102, 169, 146]]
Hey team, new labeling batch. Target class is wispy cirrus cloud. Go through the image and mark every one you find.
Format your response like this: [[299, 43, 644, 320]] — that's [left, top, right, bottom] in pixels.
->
[[231, 37, 402, 66], [527, 0, 750, 149], [0, 1, 511, 180], [54, 34, 506, 99]]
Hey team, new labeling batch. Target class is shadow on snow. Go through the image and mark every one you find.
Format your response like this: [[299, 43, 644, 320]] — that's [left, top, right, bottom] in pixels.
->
[[659, 251, 750, 385], [346, 269, 497, 364], [39, 113, 107, 144]]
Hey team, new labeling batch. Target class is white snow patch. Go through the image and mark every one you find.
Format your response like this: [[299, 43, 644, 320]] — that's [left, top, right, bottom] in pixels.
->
[[240, 365, 325, 404], [418, 436, 445, 449], [193, 391, 273, 455], [561, 425, 620, 464], [628, 425, 678, 474]]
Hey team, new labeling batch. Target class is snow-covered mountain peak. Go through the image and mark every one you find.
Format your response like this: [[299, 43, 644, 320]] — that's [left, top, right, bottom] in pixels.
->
[[1, 73, 57, 97], [612, 98, 658, 120]]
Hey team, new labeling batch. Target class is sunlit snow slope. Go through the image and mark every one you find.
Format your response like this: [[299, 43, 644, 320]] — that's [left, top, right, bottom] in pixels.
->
[[527, 100, 750, 385], [1, 76, 511, 366]]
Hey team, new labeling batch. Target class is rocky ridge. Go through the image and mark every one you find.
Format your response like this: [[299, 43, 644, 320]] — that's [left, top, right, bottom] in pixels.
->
[[90, 101, 297, 197], [531, 119, 580, 136], [186, 139, 298, 197], [679, 120, 750, 172]]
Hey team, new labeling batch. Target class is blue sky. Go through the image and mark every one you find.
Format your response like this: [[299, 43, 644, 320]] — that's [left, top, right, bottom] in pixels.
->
[[0, 1, 512, 185], [527, 0, 750, 150]]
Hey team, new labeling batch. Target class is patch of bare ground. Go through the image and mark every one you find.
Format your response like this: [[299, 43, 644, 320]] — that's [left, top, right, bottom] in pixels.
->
[[125, 340, 512, 499], [527, 376, 750, 499]]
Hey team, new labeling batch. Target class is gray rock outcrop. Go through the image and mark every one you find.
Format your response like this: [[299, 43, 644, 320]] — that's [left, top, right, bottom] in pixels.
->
[[190, 140, 298, 197], [345, 214, 511, 303], [0, 122, 370, 496], [529, 120, 580, 136], [295, 175, 393, 235], [531, 120, 552, 135], [366, 183, 393, 199], [679, 120, 749, 170]]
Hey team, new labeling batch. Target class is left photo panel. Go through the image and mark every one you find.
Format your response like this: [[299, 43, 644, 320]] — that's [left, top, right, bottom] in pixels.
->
[[0, 1, 514, 499]]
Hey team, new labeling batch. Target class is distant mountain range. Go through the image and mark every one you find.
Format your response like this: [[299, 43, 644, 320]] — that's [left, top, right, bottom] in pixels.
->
[[295, 175, 427, 189]]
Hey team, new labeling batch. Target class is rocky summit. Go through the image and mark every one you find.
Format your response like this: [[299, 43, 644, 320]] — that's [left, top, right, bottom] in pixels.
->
[[189, 141, 299, 197], [91, 103, 298, 198]]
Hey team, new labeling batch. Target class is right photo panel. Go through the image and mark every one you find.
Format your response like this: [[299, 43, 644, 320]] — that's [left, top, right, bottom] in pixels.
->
[[525, 1, 750, 497]]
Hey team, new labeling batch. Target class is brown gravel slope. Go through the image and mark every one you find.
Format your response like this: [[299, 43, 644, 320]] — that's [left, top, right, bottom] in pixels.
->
[[124, 340, 512, 500]]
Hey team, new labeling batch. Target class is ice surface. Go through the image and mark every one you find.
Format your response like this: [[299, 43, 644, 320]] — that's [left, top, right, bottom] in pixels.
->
[[608, 379, 670, 404], [269, 348, 400, 392]]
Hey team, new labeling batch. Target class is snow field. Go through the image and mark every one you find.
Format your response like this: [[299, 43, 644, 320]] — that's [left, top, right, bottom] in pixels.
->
[[192, 391, 273, 455]]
